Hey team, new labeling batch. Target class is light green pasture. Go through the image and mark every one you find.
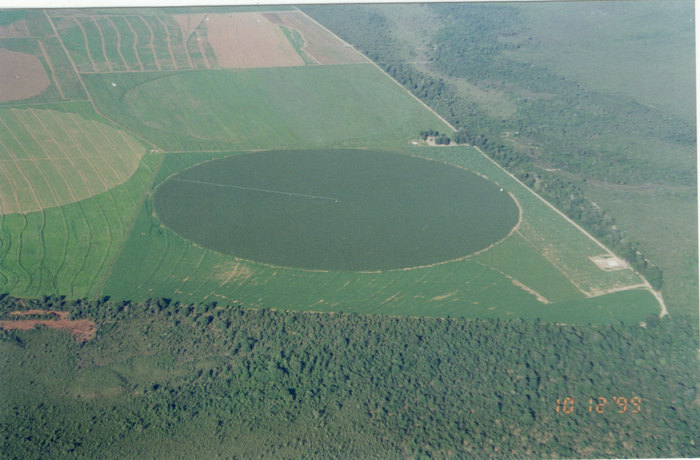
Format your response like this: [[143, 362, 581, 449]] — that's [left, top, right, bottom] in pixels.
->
[[83, 65, 447, 152]]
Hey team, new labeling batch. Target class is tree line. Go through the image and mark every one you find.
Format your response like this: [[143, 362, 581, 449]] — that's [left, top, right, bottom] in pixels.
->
[[302, 4, 675, 290], [1, 294, 698, 458]]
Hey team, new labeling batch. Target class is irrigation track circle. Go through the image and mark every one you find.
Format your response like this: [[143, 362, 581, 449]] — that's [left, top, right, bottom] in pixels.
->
[[153, 149, 520, 271]]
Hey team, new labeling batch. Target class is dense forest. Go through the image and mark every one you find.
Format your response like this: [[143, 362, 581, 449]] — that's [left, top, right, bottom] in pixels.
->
[[301, 3, 695, 291], [1, 295, 698, 458]]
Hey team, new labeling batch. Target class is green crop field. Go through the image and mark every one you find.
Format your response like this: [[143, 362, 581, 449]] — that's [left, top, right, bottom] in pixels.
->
[[0, 7, 665, 325], [83, 65, 448, 152], [3, 6, 695, 458], [152, 149, 519, 271]]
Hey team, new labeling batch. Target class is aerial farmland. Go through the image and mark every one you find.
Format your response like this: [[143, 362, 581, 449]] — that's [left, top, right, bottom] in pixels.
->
[[0, 4, 696, 458], [0, 7, 662, 323]]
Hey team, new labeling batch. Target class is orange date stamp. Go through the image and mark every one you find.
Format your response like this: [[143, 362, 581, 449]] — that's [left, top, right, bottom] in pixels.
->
[[555, 397, 642, 414]]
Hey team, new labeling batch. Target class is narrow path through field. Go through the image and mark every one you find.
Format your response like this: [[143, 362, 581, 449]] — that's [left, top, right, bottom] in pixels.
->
[[138, 16, 161, 70], [73, 18, 99, 72], [38, 40, 66, 99], [155, 16, 178, 69], [123, 17, 145, 71], [90, 17, 114, 72], [105, 17, 131, 71], [195, 29, 211, 69]]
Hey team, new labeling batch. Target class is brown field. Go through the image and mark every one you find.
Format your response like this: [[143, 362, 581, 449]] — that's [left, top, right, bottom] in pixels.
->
[[0, 48, 50, 102], [173, 13, 207, 42], [205, 12, 305, 68], [1, 310, 96, 342], [263, 11, 368, 65]]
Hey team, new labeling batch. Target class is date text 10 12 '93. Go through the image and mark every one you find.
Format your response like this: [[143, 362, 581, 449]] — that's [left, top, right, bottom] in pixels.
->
[[556, 397, 642, 414]]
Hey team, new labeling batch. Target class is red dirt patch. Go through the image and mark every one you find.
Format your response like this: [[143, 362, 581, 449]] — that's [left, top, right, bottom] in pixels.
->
[[205, 12, 304, 68], [0, 48, 50, 102], [1, 310, 96, 342]]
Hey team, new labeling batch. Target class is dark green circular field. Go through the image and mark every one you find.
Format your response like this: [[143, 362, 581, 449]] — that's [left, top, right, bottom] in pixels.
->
[[153, 150, 519, 271]]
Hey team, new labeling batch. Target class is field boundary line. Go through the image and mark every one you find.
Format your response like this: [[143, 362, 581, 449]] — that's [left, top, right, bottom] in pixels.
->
[[73, 17, 99, 72], [195, 29, 211, 69], [90, 16, 114, 72], [178, 20, 195, 69], [37, 40, 66, 99], [92, 155, 163, 297], [123, 16, 145, 71], [155, 16, 179, 69], [297, 8, 455, 131], [138, 16, 161, 71], [105, 16, 131, 71]]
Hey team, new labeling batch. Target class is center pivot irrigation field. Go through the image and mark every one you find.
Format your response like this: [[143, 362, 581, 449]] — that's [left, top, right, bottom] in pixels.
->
[[153, 149, 520, 271], [0, 7, 661, 324]]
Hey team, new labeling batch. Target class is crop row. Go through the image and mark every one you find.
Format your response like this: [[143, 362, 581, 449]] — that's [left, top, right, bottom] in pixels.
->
[[0, 154, 159, 299], [51, 14, 217, 73]]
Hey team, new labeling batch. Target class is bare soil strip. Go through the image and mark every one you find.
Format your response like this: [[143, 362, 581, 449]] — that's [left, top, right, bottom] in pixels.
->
[[1, 309, 96, 342], [90, 17, 114, 72], [105, 17, 131, 71], [73, 18, 99, 72], [0, 48, 51, 102], [155, 16, 178, 69], [38, 40, 66, 99], [123, 17, 145, 71], [138, 16, 161, 70]]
